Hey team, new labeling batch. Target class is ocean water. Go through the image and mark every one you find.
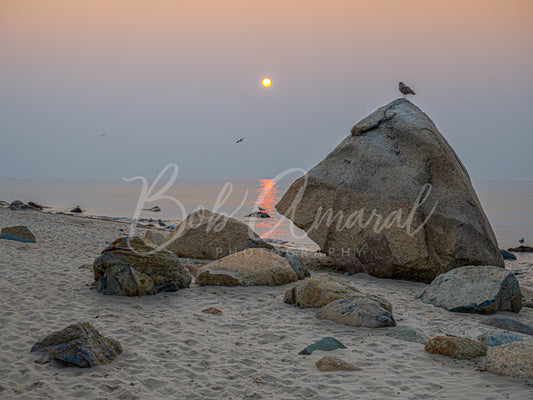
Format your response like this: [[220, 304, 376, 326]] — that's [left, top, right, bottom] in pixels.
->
[[0, 177, 532, 248]]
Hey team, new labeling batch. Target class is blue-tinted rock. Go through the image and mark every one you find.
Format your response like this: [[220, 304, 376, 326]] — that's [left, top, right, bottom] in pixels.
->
[[316, 297, 396, 328], [299, 337, 346, 355], [1, 225, 36, 243], [31, 322, 122, 368], [476, 331, 524, 347], [500, 249, 517, 261], [485, 317, 533, 336], [416, 265, 522, 314], [386, 325, 429, 344]]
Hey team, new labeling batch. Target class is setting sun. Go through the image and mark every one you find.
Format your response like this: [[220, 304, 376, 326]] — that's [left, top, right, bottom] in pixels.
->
[[262, 78, 272, 88]]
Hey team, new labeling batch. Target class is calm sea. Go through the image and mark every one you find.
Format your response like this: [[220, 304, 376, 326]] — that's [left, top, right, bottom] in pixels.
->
[[0, 177, 531, 248]]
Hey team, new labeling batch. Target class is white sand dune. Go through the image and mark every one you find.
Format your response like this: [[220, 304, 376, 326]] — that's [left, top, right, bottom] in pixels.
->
[[1, 208, 532, 399]]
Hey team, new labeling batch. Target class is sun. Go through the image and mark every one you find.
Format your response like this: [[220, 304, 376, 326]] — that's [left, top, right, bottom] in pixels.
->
[[262, 77, 272, 88]]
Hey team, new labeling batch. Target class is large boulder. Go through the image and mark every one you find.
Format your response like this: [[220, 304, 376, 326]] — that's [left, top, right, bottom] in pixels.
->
[[316, 297, 396, 328], [424, 336, 487, 360], [484, 340, 533, 379], [386, 325, 430, 344], [31, 322, 122, 368], [476, 332, 524, 347], [275, 99, 503, 282], [284, 273, 392, 311], [416, 265, 522, 314], [162, 209, 272, 259], [269, 249, 310, 280], [1, 225, 36, 243], [93, 236, 192, 296], [196, 248, 297, 286], [484, 317, 533, 336]]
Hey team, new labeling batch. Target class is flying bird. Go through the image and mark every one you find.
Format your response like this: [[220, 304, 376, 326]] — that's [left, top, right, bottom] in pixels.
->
[[519, 237, 525, 244], [236, 138, 244, 143], [100, 132, 108, 136], [399, 82, 416, 98]]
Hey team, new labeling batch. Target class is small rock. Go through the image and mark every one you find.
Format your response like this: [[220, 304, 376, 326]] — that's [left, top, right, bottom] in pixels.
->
[[31, 322, 122, 368], [424, 336, 488, 360], [416, 265, 522, 314], [484, 316, 533, 335], [245, 211, 270, 218], [201, 307, 223, 315], [0, 200, 9, 207], [500, 249, 517, 260], [28, 201, 46, 210], [507, 245, 533, 253], [1, 226, 36, 243], [143, 206, 161, 212], [484, 340, 533, 379], [386, 326, 430, 344], [70, 205, 83, 213], [315, 356, 360, 371], [299, 337, 346, 355], [316, 297, 396, 328], [476, 331, 524, 347], [9, 200, 33, 210]]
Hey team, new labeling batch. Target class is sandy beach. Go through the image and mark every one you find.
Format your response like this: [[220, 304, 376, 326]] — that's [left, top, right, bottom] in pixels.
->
[[1, 207, 532, 400]]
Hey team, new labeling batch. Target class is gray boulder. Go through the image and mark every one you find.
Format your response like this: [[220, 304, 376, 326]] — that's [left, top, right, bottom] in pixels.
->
[[162, 209, 272, 259], [316, 297, 396, 328], [484, 317, 533, 335], [476, 332, 524, 347], [386, 325, 429, 344], [484, 340, 533, 379], [93, 236, 192, 296], [299, 337, 346, 355], [500, 249, 516, 260], [416, 265, 522, 314], [31, 322, 122, 368], [284, 273, 392, 311], [144, 230, 166, 246], [1, 225, 36, 243], [196, 248, 297, 286], [276, 99, 503, 282]]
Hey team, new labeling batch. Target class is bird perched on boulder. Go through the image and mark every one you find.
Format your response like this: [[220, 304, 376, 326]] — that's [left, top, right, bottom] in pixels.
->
[[519, 237, 525, 244], [399, 82, 415, 98], [158, 219, 166, 227]]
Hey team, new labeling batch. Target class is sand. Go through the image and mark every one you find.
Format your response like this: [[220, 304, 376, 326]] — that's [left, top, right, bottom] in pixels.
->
[[1, 208, 533, 400]]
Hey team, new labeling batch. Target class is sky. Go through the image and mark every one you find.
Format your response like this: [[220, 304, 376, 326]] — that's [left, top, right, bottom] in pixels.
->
[[1, 0, 532, 180]]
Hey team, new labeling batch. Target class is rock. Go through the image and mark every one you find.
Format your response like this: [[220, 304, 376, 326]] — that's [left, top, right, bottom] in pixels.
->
[[416, 265, 522, 314], [1, 226, 36, 243], [424, 336, 488, 360], [476, 332, 524, 347], [201, 307, 223, 315], [9, 200, 38, 210], [316, 297, 396, 328], [299, 337, 346, 355], [484, 317, 533, 335], [144, 230, 166, 247], [245, 211, 271, 218], [507, 245, 533, 253], [484, 340, 533, 379], [284, 273, 392, 312], [196, 248, 297, 286], [315, 356, 360, 371], [162, 209, 272, 260], [500, 249, 517, 260], [269, 249, 310, 279], [275, 99, 503, 283], [264, 238, 286, 244], [93, 236, 192, 296], [28, 201, 46, 210], [70, 205, 83, 213], [520, 287, 533, 308], [31, 322, 122, 368], [385, 325, 430, 344], [143, 206, 161, 212], [0, 200, 9, 207]]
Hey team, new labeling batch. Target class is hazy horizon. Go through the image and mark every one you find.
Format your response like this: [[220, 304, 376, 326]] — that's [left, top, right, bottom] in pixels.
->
[[2, 0, 532, 180]]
